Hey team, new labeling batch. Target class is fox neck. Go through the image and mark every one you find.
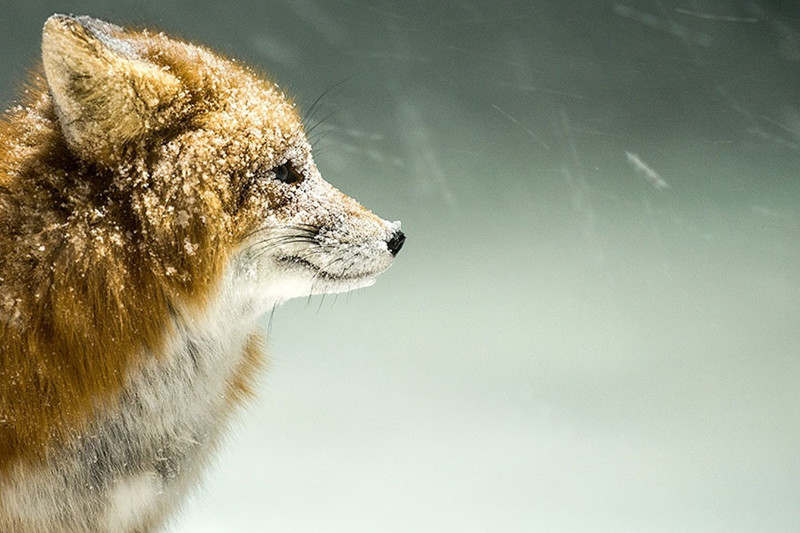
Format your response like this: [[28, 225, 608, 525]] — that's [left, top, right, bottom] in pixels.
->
[[0, 258, 267, 531]]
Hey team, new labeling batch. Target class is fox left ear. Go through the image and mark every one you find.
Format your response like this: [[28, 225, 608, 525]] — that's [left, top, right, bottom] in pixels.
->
[[42, 14, 187, 163]]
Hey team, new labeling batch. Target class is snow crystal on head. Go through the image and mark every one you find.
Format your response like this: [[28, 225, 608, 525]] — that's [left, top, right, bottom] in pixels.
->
[[74, 15, 140, 59]]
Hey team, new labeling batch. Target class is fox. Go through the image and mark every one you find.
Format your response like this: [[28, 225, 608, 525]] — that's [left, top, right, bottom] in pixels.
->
[[0, 14, 404, 533]]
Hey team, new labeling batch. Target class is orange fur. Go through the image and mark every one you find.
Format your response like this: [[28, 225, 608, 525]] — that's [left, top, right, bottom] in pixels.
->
[[225, 333, 266, 406]]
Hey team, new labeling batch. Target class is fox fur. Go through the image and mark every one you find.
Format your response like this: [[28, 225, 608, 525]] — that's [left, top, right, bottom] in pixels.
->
[[0, 14, 404, 532]]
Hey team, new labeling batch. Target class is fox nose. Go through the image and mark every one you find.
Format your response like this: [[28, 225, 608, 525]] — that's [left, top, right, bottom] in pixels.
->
[[386, 230, 406, 256]]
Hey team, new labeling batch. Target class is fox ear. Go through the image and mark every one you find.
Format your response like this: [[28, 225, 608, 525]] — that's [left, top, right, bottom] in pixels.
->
[[41, 15, 185, 163]]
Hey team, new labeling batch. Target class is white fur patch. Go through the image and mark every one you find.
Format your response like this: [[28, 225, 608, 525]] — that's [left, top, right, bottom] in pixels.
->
[[106, 472, 163, 531]]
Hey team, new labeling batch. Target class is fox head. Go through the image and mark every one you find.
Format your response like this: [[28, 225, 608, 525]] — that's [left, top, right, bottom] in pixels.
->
[[0, 15, 403, 467], [40, 14, 404, 306]]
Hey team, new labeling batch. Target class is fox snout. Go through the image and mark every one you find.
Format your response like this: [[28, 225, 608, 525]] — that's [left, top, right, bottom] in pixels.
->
[[240, 195, 404, 300]]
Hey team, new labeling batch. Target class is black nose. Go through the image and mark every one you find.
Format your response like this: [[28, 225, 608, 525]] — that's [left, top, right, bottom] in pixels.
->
[[386, 230, 406, 256]]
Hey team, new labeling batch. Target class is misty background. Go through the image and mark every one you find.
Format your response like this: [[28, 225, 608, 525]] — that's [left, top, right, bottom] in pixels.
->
[[2, 1, 799, 531]]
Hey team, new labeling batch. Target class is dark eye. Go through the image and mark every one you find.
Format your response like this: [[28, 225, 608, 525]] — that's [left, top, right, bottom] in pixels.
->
[[273, 162, 303, 184]]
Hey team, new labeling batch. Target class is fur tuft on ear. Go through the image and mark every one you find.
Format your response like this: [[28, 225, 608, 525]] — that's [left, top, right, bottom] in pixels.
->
[[41, 14, 186, 163]]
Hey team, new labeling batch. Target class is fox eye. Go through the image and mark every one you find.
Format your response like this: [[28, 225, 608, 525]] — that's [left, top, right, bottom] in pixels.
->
[[273, 162, 303, 184]]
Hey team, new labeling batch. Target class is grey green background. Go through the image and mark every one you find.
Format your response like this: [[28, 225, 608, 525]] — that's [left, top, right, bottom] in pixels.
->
[[2, 1, 799, 531]]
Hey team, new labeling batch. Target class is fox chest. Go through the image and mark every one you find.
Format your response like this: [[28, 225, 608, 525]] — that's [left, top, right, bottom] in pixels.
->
[[87, 323, 256, 484], [3, 317, 260, 532]]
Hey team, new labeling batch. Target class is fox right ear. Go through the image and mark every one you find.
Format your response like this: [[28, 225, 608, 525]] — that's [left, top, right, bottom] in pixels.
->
[[41, 15, 187, 164]]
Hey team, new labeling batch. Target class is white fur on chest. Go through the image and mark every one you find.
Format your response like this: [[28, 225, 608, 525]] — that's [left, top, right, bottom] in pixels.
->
[[106, 472, 164, 531], [1, 262, 267, 532]]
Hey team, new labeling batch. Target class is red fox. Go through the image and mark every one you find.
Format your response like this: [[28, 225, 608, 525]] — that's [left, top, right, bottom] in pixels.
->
[[0, 14, 404, 532]]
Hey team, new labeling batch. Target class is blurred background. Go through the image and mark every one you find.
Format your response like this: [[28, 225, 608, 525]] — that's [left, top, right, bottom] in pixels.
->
[[2, 1, 799, 531]]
